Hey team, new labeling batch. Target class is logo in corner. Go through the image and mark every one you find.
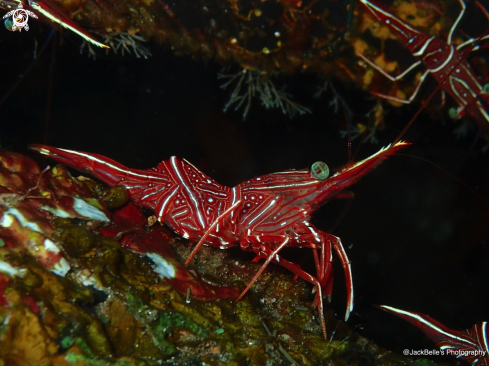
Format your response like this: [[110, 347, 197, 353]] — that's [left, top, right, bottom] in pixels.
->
[[3, 3, 38, 32]]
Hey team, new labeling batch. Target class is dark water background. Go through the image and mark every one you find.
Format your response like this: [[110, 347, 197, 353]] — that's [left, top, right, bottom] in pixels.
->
[[1, 18, 489, 362]]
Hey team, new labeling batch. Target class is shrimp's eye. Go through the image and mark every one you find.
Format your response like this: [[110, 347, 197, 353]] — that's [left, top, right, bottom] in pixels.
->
[[311, 161, 329, 180], [448, 107, 462, 120]]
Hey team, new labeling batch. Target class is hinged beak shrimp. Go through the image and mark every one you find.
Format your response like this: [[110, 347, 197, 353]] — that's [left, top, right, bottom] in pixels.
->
[[378, 305, 489, 365], [30, 141, 409, 338], [358, 0, 489, 129]]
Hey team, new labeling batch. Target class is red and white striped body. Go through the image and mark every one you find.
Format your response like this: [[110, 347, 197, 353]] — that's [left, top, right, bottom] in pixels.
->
[[139, 157, 241, 248], [379, 305, 489, 365], [30, 142, 408, 339], [359, 0, 489, 128]]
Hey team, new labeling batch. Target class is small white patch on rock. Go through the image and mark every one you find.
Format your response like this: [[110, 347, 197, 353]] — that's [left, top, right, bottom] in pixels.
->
[[72, 197, 110, 222], [0, 260, 27, 278], [52, 257, 71, 277], [43, 238, 61, 254], [146, 253, 175, 279], [0, 213, 14, 228], [2, 209, 42, 233]]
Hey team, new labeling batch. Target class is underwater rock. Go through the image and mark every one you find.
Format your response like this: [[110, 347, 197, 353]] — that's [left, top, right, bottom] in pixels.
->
[[0, 149, 448, 365]]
